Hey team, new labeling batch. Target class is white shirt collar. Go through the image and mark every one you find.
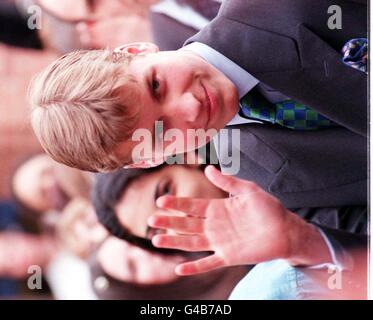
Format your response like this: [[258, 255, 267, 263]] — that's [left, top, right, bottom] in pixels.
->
[[182, 42, 259, 99]]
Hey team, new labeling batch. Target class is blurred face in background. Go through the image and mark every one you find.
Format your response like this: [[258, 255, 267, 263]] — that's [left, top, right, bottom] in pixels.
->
[[37, 0, 157, 20], [115, 165, 227, 239], [33, 0, 157, 52], [12, 154, 69, 213], [12, 154, 92, 214]]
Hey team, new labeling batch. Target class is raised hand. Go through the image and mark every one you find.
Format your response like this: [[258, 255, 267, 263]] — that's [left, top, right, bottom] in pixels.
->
[[148, 165, 331, 276]]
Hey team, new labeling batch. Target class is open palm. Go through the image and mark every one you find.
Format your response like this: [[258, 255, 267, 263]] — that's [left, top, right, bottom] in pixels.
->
[[148, 165, 296, 275]]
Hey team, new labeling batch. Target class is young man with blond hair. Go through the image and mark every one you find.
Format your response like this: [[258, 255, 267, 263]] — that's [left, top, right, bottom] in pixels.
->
[[29, 0, 367, 295], [29, 0, 367, 209]]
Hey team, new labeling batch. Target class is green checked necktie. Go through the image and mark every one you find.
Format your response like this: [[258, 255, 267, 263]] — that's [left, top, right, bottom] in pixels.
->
[[239, 38, 368, 130], [239, 88, 335, 130]]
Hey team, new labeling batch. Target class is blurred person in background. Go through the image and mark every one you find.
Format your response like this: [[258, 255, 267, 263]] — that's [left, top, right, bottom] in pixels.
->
[[0, 199, 103, 300], [0, 153, 78, 297], [15, 0, 158, 53], [46, 198, 108, 299], [11, 153, 92, 231], [14, 0, 215, 53], [0, 201, 55, 297], [150, 0, 221, 50], [0, 0, 55, 297], [0, 153, 94, 298]]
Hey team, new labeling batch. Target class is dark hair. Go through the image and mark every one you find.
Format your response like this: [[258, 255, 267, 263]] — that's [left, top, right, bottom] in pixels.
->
[[92, 165, 184, 255], [91, 143, 220, 255]]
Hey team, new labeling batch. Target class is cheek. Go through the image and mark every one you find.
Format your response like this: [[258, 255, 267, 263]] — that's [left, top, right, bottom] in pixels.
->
[[193, 177, 226, 199], [174, 179, 201, 198], [170, 64, 196, 89]]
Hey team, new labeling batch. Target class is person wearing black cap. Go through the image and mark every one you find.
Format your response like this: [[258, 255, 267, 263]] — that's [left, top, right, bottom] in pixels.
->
[[92, 162, 367, 299]]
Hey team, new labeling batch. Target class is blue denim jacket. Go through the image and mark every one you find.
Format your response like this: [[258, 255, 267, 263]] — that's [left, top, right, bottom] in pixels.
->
[[229, 260, 336, 300]]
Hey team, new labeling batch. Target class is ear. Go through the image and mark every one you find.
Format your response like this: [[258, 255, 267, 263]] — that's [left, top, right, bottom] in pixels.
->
[[114, 42, 159, 56]]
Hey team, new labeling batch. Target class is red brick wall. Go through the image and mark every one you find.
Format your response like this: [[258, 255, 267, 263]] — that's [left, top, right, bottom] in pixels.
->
[[0, 44, 57, 198]]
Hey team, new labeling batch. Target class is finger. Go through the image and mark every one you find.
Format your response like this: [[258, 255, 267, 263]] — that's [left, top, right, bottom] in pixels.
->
[[152, 234, 209, 252], [148, 215, 204, 234], [204, 165, 259, 196], [175, 254, 225, 276], [156, 196, 208, 217]]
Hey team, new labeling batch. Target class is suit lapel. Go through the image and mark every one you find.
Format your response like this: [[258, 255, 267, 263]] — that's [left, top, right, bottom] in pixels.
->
[[187, 17, 302, 74], [258, 24, 367, 135]]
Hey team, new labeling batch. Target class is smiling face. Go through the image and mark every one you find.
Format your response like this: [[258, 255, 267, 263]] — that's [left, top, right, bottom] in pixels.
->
[[114, 165, 227, 239], [114, 45, 239, 167]]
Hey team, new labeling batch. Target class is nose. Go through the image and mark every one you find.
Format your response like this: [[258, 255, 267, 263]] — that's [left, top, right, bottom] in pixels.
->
[[166, 92, 202, 124]]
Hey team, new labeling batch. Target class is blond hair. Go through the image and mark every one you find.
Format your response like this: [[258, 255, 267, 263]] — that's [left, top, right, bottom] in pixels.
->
[[29, 49, 140, 172]]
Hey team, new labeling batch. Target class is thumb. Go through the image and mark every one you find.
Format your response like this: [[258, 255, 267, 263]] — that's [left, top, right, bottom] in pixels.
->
[[204, 165, 259, 196]]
